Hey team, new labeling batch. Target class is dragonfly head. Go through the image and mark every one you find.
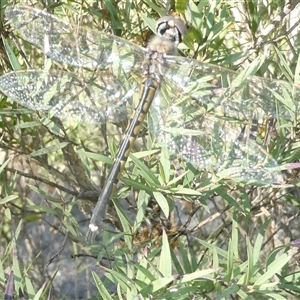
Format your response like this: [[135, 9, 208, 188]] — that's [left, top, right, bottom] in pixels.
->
[[156, 16, 187, 47]]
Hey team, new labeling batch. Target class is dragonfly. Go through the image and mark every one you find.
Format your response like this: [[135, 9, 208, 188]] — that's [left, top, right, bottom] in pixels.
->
[[1, 5, 297, 238]]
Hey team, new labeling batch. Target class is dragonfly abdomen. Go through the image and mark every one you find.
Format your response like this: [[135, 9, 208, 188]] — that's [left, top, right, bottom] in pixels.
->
[[88, 76, 160, 234]]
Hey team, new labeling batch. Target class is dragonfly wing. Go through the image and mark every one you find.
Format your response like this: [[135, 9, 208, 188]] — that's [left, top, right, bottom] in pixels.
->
[[149, 87, 282, 185], [5, 5, 146, 71], [162, 56, 298, 121], [0, 70, 138, 123]]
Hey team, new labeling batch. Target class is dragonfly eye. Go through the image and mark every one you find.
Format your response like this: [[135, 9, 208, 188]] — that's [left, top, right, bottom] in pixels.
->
[[156, 16, 187, 45]]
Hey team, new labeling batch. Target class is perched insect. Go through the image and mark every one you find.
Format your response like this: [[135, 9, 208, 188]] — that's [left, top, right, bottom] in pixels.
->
[[1, 5, 297, 239]]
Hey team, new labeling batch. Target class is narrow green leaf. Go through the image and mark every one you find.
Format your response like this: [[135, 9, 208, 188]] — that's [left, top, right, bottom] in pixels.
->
[[169, 187, 202, 196], [30, 142, 69, 156], [167, 170, 189, 186], [32, 279, 48, 300], [245, 237, 253, 285], [215, 187, 244, 213], [0, 195, 19, 204], [217, 284, 240, 299], [4, 208, 11, 220], [92, 271, 113, 299], [0, 158, 10, 174], [251, 289, 287, 299], [225, 239, 233, 281], [196, 238, 228, 258], [40, 117, 65, 137], [231, 56, 263, 87], [2, 37, 22, 70], [159, 228, 171, 277], [122, 177, 155, 193], [253, 249, 294, 287], [77, 149, 113, 164], [129, 153, 160, 187], [273, 46, 294, 82], [12, 121, 41, 129], [112, 198, 133, 250], [12, 239, 23, 294], [179, 240, 192, 273], [153, 191, 169, 218], [140, 3, 165, 18], [159, 146, 170, 184], [253, 218, 271, 264], [231, 217, 239, 258], [175, 0, 188, 12], [129, 149, 160, 159], [135, 256, 155, 283], [140, 275, 177, 295], [134, 190, 149, 231], [179, 269, 215, 283], [294, 52, 300, 86], [0, 108, 33, 115]]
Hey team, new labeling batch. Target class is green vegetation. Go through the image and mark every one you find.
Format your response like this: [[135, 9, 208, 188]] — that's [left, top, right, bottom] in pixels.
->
[[1, 0, 300, 299]]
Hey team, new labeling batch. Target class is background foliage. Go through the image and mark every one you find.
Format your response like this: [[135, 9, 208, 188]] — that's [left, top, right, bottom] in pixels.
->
[[1, 0, 300, 299]]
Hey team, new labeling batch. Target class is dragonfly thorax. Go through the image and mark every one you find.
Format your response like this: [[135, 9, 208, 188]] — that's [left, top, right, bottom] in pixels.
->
[[142, 49, 164, 80], [147, 36, 177, 55]]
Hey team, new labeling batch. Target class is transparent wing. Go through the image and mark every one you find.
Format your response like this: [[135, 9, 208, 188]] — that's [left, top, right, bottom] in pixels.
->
[[6, 5, 298, 123], [0, 70, 138, 123], [141, 56, 298, 184], [0, 69, 281, 184], [149, 90, 282, 184], [5, 5, 146, 71], [5, 5, 293, 184], [160, 56, 299, 121], [146, 57, 298, 184]]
